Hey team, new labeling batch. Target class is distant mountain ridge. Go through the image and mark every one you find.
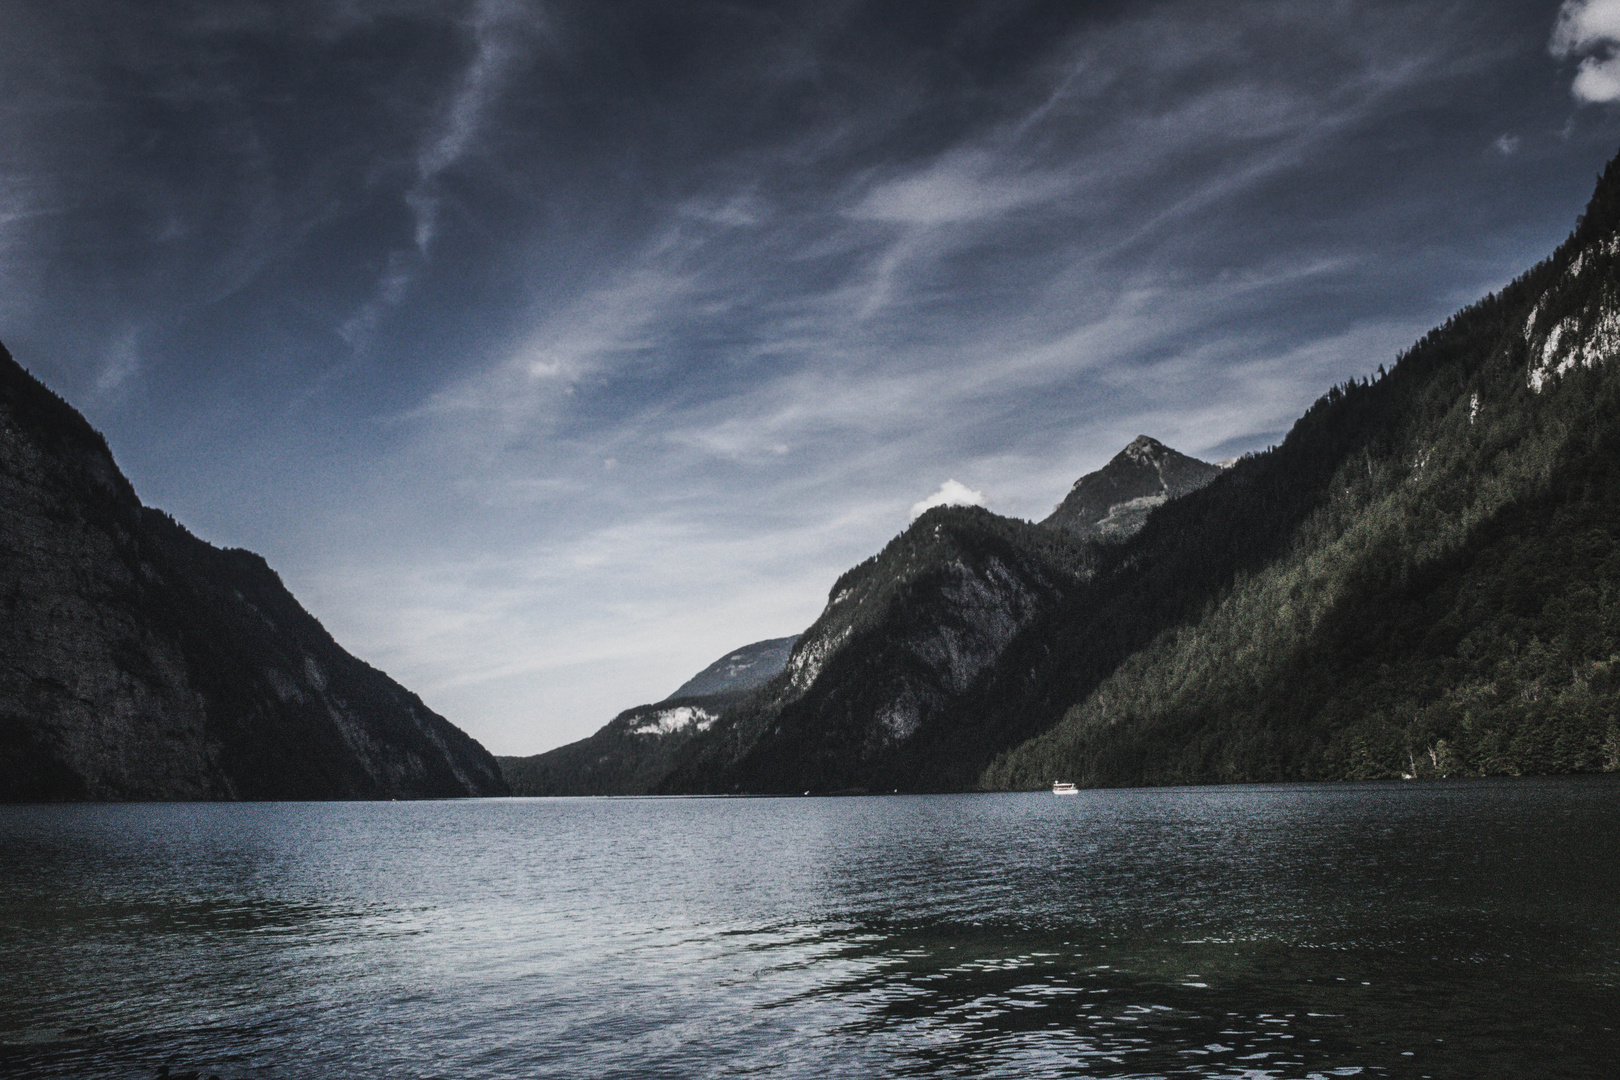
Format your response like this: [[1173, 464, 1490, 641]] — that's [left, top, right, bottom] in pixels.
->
[[0, 345, 507, 801], [499, 632, 803, 796], [665, 636, 798, 700], [499, 695, 733, 796]]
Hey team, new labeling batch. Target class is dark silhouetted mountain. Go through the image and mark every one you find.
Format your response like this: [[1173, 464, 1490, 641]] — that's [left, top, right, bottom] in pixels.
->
[[665, 636, 798, 700], [1041, 435, 1223, 541], [0, 344, 507, 801]]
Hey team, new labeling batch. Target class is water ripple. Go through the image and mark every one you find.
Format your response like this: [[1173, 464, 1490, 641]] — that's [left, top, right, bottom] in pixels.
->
[[0, 779, 1617, 1078]]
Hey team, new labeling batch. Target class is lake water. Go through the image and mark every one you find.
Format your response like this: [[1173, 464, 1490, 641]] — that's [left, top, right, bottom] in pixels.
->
[[2, 778, 1617, 1079]]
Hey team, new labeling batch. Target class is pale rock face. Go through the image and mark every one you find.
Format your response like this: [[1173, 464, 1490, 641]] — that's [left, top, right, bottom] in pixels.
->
[[265, 667, 305, 704], [1525, 234, 1620, 392], [877, 691, 922, 742], [631, 705, 717, 736], [1093, 494, 1168, 534], [1123, 437, 1160, 467], [788, 626, 852, 691], [1527, 310, 1620, 392]]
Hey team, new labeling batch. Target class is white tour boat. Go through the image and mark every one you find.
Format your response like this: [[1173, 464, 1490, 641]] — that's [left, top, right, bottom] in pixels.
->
[[1051, 781, 1079, 795]]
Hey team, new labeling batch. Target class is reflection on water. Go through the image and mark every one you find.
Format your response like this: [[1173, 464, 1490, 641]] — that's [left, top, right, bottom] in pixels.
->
[[1, 779, 1617, 1078]]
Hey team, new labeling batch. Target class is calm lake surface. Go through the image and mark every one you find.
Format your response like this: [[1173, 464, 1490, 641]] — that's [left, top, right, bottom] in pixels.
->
[[2, 779, 1617, 1079]]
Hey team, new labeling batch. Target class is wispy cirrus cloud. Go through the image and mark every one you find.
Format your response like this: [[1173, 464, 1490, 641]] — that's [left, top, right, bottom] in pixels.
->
[[341, 0, 547, 350], [848, 151, 1071, 227], [306, 1, 1558, 752], [94, 327, 142, 395], [407, 0, 546, 253]]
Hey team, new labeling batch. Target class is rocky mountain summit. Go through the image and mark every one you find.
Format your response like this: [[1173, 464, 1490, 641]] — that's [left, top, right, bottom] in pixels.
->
[[1041, 435, 1223, 540], [0, 345, 507, 801]]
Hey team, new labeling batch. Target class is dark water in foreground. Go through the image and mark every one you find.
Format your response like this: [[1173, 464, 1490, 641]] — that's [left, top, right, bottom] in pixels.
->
[[1, 779, 1617, 1079]]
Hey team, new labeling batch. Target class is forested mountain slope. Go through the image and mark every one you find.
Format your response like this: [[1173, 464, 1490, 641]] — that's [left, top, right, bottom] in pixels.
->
[[983, 156, 1620, 788], [0, 345, 508, 801]]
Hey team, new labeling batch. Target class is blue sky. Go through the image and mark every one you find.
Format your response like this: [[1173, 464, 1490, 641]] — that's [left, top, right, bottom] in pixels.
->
[[5, 0, 1620, 754]]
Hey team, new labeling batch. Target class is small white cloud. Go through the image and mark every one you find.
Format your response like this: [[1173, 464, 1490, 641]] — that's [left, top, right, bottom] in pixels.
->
[[1551, 0, 1620, 103], [95, 328, 141, 394], [1576, 58, 1620, 102], [909, 478, 986, 521], [1494, 134, 1521, 155], [525, 354, 570, 379]]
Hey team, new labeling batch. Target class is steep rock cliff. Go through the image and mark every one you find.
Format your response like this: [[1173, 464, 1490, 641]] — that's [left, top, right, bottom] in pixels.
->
[[0, 344, 507, 801]]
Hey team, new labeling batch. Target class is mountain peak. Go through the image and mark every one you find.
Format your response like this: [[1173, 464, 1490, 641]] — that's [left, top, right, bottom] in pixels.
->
[[1121, 434, 1167, 466], [1041, 436, 1221, 541]]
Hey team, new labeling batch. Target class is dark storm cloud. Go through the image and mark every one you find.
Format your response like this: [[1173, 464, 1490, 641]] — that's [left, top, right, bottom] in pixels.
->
[[0, 0, 1614, 751]]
